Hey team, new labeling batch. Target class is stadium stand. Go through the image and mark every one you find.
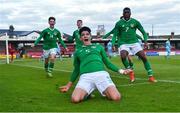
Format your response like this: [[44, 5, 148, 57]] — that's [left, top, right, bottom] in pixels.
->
[[0, 29, 180, 58]]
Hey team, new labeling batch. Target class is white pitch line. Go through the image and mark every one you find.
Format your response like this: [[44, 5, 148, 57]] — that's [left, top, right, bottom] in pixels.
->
[[111, 75, 180, 84], [10, 63, 180, 84], [10, 63, 72, 72], [116, 82, 149, 87], [156, 79, 180, 84]]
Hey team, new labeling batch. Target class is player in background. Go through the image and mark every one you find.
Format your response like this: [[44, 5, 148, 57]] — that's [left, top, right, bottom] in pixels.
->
[[103, 16, 143, 70], [107, 40, 113, 58], [66, 20, 83, 50], [60, 26, 132, 103], [165, 37, 171, 59], [8, 43, 15, 63], [31, 17, 68, 77], [113, 7, 157, 82], [103, 16, 134, 69]]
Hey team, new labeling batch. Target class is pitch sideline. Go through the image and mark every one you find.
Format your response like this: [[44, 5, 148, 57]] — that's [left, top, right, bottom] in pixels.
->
[[9, 63, 180, 84]]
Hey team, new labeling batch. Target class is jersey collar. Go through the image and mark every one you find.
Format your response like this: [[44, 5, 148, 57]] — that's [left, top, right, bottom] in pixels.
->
[[122, 18, 132, 22], [49, 27, 55, 31]]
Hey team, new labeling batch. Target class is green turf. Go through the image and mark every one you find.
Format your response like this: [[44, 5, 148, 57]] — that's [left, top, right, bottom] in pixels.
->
[[0, 56, 180, 112]]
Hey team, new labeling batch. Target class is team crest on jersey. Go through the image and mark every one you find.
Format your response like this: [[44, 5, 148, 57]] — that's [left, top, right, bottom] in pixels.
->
[[54, 32, 57, 35], [85, 49, 90, 53], [130, 24, 134, 28]]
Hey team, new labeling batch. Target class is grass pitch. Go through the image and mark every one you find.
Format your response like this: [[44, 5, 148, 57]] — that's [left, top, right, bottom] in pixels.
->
[[0, 56, 180, 112]]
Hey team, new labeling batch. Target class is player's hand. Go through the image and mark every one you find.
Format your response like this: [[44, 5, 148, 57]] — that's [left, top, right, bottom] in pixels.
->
[[59, 85, 70, 93], [59, 82, 72, 93], [31, 43, 35, 48], [118, 69, 132, 75]]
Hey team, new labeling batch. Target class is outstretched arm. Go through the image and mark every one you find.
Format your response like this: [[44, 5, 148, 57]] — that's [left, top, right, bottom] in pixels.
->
[[102, 28, 115, 39], [57, 31, 67, 49], [59, 53, 80, 93], [136, 21, 148, 42], [31, 30, 45, 47], [136, 21, 149, 49], [100, 45, 132, 74], [136, 34, 143, 40]]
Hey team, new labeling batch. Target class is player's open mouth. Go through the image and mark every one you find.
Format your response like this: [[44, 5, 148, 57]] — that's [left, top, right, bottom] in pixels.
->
[[84, 39, 89, 41]]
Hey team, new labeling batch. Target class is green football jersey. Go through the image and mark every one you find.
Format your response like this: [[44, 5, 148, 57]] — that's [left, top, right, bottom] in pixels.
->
[[70, 44, 120, 82], [34, 28, 66, 50], [68, 29, 83, 49], [103, 28, 143, 46], [113, 18, 148, 47]]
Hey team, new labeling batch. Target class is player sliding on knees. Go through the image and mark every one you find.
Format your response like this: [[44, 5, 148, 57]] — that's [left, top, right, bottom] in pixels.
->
[[60, 26, 132, 103]]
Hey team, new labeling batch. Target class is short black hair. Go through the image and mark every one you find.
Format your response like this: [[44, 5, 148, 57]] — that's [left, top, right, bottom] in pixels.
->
[[123, 7, 131, 13], [48, 17, 56, 21], [77, 19, 82, 22], [79, 26, 91, 35]]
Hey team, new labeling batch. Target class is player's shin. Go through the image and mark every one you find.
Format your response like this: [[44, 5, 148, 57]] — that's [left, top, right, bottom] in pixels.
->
[[49, 62, 54, 72], [129, 61, 134, 69], [44, 63, 49, 72], [143, 61, 153, 76], [122, 58, 131, 69]]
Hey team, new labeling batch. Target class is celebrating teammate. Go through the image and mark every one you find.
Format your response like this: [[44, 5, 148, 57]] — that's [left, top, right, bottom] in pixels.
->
[[67, 20, 83, 49], [31, 17, 68, 77], [112, 7, 157, 82]]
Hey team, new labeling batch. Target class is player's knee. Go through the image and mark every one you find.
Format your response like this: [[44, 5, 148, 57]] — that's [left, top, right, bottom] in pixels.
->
[[138, 55, 146, 61], [142, 57, 147, 62], [111, 93, 121, 101], [121, 54, 126, 59], [71, 96, 81, 103]]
